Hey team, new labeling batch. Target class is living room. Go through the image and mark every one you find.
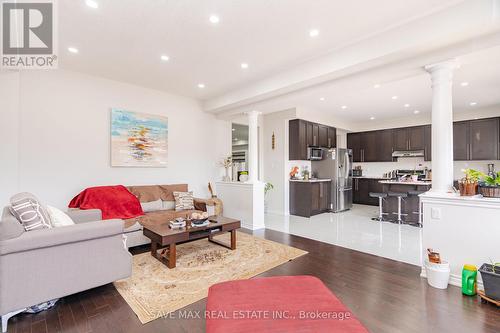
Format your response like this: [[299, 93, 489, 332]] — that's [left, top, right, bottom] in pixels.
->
[[1, 1, 500, 333]]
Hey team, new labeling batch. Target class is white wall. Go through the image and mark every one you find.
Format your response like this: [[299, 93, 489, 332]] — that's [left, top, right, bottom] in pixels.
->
[[2, 70, 231, 209], [262, 109, 296, 215], [0, 72, 20, 206]]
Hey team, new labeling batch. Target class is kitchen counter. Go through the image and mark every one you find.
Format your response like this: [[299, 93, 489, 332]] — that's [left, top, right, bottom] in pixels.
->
[[378, 180, 432, 186], [289, 179, 331, 182], [352, 176, 391, 180]]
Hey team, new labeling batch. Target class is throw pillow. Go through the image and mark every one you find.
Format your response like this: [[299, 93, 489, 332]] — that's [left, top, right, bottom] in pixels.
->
[[161, 200, 176, 210], [46, 205, 75, 227], [9, 192, 52, 231], [173, 191, 194, 211], [140, 199, 162, 213]]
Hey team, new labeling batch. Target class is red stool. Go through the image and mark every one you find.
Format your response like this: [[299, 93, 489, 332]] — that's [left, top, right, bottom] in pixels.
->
[[206, 275, 369, 333]]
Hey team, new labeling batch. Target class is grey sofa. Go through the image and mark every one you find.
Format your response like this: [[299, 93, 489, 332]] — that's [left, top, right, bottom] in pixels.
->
[[0, 207, 132, 332]]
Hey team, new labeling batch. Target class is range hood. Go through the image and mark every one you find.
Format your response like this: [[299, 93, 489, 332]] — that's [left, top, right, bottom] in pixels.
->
[[392, 150, 425, 158]]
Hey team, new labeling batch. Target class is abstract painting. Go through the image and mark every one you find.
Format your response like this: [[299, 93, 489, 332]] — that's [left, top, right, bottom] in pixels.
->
[[111, 109, 168, 167]]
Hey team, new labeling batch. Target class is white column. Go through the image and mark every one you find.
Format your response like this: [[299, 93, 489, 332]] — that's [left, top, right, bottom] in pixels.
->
[[425, 60, 457, 193], [246, 110, 260, 183]]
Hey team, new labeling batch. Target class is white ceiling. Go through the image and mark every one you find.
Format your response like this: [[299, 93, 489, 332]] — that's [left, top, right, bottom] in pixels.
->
[[230, 45, 500, 126], [59, 0, 463, 99]]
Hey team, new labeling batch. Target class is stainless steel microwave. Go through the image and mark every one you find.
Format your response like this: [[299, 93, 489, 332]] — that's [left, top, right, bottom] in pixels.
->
[[307, 147, 324, 160]]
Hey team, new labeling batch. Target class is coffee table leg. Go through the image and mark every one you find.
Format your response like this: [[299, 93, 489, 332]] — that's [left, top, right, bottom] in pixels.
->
[[208, 230, 237, 250], [150, 242, 176, 269], [151, 241, 158, 257], [167, 243, 176, 268], [230, 229, 236, 250]]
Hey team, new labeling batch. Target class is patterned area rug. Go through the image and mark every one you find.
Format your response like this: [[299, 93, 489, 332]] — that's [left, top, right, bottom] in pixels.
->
[[114, 231, 307, 324]]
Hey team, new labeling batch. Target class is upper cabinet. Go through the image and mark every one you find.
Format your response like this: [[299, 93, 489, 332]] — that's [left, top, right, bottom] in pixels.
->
[[289, 119, 308, 160], [392, 126, 425, 151], [289, 119, 337, 160], [347, 130, 393, 162], [454, 118, 499, 161]]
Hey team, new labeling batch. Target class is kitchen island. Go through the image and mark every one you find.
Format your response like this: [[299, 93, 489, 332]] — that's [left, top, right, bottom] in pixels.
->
[[378, 180, 431, 224], [289, 179, 331, 217]]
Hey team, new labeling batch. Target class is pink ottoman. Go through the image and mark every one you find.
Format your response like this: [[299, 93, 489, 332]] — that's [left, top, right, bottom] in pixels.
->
[[206, 275, 369, 333]]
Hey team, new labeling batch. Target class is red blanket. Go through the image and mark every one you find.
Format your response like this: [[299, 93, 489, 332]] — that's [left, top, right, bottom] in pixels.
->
[[68, 185, 144, 220]]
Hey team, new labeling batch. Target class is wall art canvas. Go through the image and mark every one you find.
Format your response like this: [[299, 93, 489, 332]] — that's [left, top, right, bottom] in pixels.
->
[[111, 109, 168, 167]]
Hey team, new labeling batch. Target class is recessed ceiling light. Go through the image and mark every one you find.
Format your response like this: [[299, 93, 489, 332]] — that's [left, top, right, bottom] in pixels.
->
[[85, 0, 98, 9], [68, 47, 79, 54], [341, 105, 347, 109], [391, 96, 398, 100], [309, 29, 319, 38], [470, 102, 477, 106], [160, 55, 169, 62], [240, 63, 249, 69], [209, 15, 220, 24], [414, 110, 420, 114], [373, 84, 381, 89], [198, 83, 205, 89], [319, 97, 325, 101], [404, 104, 410, 108], [232, 128, 235, 131], [460, 82, 469, 87], [370, 116, 375, 120]]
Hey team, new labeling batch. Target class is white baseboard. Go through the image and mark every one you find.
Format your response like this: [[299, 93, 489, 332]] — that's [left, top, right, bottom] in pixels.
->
[[420, 267, 484, 289]]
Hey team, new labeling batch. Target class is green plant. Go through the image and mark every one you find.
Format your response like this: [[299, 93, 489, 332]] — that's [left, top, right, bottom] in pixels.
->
[[264, 182, 274, 195], [461, 168, 485, 184], [483, 171, 500, 187]]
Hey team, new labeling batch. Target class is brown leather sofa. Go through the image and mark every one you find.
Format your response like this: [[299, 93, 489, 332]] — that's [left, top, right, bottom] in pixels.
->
[[123, 184, 222, 247]]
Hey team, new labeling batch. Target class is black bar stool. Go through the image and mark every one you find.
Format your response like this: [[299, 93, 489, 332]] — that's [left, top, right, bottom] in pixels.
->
[[408, 190, 425, 227], [388, 192, 408, 224], [369, 192, 388, 221]]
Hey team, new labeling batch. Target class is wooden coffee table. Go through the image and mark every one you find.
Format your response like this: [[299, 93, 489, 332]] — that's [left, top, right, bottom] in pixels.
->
[[142, 216, 241, 269]]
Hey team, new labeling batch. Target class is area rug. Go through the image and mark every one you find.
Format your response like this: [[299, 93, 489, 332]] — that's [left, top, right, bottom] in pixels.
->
[[114, 232, 308, 324]]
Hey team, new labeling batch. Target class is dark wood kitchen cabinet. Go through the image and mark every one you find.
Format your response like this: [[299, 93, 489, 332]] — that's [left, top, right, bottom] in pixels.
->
[[289, 119, 337, 160], [347, 132, 362, 162], [289, 181, 330, 217], [453, 118, 499, 161], [318, 125, 328, 147], [424, 125, 432, 161], [362, 131, 380, 162], [392, 128, 408, 151], [353, 178, 384, 206], [327, 127, 337, 148], [453, 121, 469, 161], [469, 118, 499, 160], [289, 119, 308, 160], [347, 130, 393, 162], [392, 126, 425, 151]]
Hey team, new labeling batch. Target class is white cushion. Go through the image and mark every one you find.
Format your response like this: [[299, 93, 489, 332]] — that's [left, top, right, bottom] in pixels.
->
[[140, 199, 162, 212], [173, 191, 194, 211], [47, 205, 75, 227], [161, 200, 175, 210]]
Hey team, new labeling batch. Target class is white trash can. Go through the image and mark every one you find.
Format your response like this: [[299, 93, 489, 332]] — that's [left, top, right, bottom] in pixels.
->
[[425, 260, 450, 289]]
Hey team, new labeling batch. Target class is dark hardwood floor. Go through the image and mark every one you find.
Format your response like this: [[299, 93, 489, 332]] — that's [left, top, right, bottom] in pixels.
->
[[7, 228, 500, 333]]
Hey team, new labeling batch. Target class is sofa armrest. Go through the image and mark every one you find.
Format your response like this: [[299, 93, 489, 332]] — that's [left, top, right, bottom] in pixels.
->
[[193, 198, 223, 215], [0, 219, 123, 255], [66, 209, 102, 223], [193, 198, 208, 212]]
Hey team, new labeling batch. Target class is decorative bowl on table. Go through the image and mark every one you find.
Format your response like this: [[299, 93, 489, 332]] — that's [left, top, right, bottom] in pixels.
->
[[189, 212, 210, 227]]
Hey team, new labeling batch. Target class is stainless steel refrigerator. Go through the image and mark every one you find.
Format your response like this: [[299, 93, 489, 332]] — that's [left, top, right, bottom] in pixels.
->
[[313, 148, 353, 212]]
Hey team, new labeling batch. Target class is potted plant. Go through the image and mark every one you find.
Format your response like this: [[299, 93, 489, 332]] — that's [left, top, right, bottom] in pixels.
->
[[219, 156, 233, 182], [458, 168, 482, 196], [479, 171, 500, 198], [264, 182, 274, 213], [479, 261, 500, 301], [301, 167, 310, 181]]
